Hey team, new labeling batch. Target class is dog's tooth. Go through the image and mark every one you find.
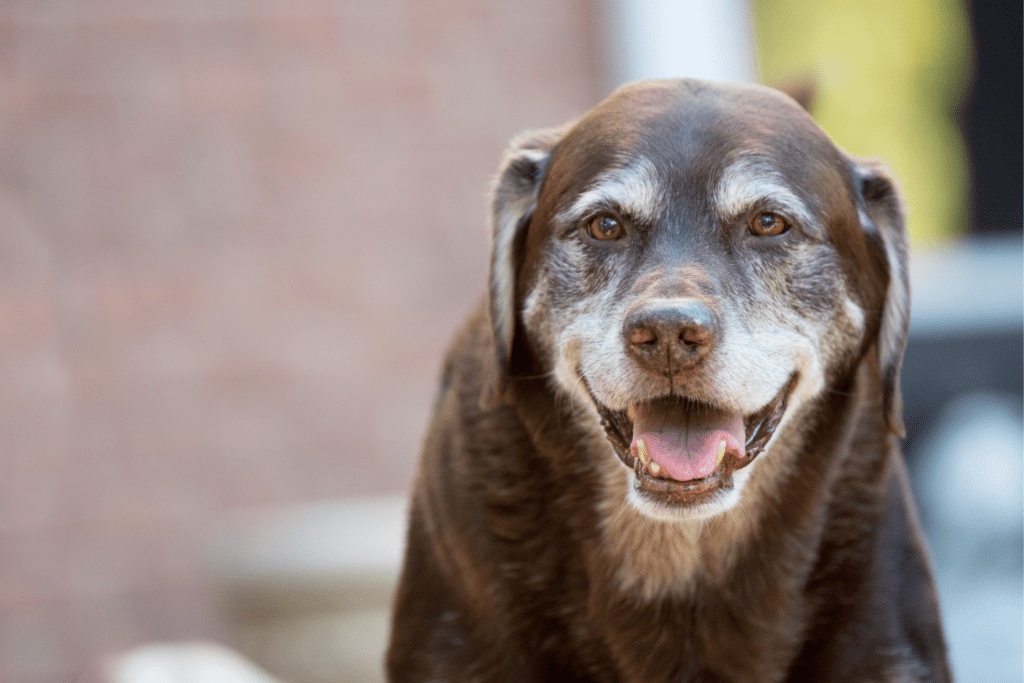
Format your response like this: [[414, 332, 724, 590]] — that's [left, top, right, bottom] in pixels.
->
[[627, 404, 637, 421], [649, 460, 662, 477], [717, 439, 727, 467], [636, 438, 650, 465]]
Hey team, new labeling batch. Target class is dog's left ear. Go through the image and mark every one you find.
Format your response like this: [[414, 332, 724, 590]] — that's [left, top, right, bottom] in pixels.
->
[[855, 160, 910, 437], [481, 126, 566, 408], [775, 76, 817, 113]]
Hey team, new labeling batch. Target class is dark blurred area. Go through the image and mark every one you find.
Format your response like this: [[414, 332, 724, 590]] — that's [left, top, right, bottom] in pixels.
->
[[0, 2, 1019, 683], [961, 0, 1022, 235]]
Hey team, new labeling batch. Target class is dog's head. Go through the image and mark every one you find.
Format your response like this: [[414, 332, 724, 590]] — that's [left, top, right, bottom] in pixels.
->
[[486, 79, 909, 520]]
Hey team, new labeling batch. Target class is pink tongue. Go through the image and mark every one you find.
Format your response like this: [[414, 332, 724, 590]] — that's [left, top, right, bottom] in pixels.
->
[[630, 400, 745, 481]]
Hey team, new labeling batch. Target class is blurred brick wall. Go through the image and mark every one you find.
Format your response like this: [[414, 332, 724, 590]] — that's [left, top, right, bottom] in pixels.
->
[[0, 2, 602, 680]]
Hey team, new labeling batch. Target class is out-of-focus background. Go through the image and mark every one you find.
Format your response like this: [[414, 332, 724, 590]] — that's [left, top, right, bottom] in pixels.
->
[[0, 1, 1019, 682]]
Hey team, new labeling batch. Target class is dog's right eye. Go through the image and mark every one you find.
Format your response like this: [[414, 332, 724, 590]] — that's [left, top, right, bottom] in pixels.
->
[[586, 215, 625, 241]]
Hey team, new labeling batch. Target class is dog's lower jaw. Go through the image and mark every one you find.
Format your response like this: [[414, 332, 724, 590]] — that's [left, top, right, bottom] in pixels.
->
[[622, 450, 761, 520], [627, 468, 748, 521]]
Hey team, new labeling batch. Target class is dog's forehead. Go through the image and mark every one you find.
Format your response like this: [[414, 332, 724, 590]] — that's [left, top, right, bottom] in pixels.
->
[[542, 79, 843, 214]]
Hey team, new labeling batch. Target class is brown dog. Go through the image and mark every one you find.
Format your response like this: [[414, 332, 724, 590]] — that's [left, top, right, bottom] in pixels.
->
[[387, 79, 950, 682]]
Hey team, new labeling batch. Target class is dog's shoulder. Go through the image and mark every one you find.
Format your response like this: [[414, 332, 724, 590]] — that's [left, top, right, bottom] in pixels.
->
[[393, 300, 606, 681], [423, 299, 541, 477], [390, 301, 522, 678], [789, 391, 951, 682]]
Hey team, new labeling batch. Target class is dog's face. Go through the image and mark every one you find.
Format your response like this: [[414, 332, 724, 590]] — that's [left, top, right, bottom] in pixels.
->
[[488, 80, 909, 521]]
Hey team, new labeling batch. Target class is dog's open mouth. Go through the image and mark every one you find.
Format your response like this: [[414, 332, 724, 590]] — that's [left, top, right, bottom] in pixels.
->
[[595, 376, 796, 507]]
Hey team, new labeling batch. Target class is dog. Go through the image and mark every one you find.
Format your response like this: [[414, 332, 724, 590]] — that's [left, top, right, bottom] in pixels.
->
[[387, 79, 950, 682]]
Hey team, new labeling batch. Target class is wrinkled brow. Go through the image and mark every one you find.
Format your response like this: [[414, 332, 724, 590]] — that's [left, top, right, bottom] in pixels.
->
[[715, 156, 814, 227], [557, 158, 666, 226]]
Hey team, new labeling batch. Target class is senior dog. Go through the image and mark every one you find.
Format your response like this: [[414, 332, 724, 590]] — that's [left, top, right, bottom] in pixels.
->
[[387, 79, 950, 682]]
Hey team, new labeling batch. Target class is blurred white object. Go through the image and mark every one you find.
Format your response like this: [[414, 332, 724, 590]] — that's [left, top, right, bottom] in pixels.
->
[[235, 608, 393, 683], [909, 236, 1023, 337], [215, 496, 407, 581], [106, 642, 280, 683], [602, 0, 756, 88], [914, 391, 1023, 683], [918, 392, 1023, 542], [213, 496, 409, 683]]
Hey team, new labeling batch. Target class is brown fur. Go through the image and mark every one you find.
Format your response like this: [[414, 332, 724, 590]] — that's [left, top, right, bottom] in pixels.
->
[[387, 79, 949, 682]]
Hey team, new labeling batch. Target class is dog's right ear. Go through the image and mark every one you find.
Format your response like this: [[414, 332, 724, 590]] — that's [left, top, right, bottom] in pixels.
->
[[481, 126, 566, 408]]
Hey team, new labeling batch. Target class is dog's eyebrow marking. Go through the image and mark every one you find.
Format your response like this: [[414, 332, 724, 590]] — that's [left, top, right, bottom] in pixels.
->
[[715, 156, 814, 227], [558, 158, 665, 226]]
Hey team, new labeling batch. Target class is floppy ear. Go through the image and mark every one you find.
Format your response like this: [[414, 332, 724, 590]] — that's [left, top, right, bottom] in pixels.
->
[[855, 160, 911, 437], [482, 126, 565, 407]]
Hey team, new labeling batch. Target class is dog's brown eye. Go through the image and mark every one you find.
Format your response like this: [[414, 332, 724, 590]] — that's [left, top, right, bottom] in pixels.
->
[[587, 215, 624, 241], [751, 211, 789, 237]]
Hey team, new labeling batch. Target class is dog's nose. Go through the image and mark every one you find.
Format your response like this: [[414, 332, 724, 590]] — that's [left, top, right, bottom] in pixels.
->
[[623, 299, 718, 373]]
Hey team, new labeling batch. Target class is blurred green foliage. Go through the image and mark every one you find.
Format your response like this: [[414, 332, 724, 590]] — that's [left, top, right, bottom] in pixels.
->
[[753, 0, 972, 242]]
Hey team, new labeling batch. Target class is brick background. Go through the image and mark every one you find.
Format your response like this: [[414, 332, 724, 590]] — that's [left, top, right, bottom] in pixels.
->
[[0, 2, 602, 680]]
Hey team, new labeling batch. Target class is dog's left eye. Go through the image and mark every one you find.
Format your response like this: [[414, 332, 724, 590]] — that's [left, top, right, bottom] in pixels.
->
[[587, 215, 625, 241], [750, 211, 789, 237]]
